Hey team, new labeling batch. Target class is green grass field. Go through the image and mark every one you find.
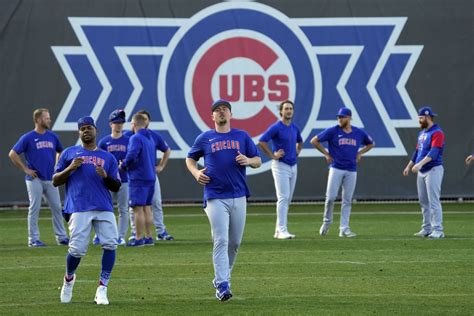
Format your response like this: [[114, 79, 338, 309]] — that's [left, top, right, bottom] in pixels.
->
[[0, 203, 473, 315]]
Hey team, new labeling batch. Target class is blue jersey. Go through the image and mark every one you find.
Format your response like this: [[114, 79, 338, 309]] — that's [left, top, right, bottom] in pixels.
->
[[122, 129, 156, 185], [124, 129, 169, 164], [187, 128, 259, 202], [259, 121, 302, 166], [55, 146, 120, 213], [98, 134, 130, 183], [413, 124, 445, 173], [317, 125, 373, 172], [12, 130, 63, 181]]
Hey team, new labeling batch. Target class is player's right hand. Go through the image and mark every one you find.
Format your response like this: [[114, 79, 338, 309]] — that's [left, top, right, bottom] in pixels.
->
[[324, 154, 333, 164], [25, 168, 38, 178], [402, 166, 410, 176], [273, 149, 285, 159], [194, 167, 210, 185], [69, 157, 84, 170]]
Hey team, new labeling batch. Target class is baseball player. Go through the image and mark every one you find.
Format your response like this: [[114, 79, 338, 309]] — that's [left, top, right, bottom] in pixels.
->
[[122, 113, 157, 246], [54, 116, 121, 305], [92, 109, 130, 246], [311, 107, 374, 237], [403, 106, 445, 238], [9, 108, 68, 247], [125, 110, 173, 241], [258, 100, 303, 239], [186, 99, 262, 301]]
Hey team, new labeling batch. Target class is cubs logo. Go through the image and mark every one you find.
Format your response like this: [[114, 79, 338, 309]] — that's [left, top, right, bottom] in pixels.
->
[[52, 2, 422, 175]]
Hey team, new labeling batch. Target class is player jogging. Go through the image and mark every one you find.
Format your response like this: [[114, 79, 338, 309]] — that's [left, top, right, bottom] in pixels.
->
[[311, 107, 374, 237], [9, 108, 68, 247], [54, 116, 121, 304], [186, 99, 262, 301], [403, 106, 446, 238], [258, 100, 303, 239]]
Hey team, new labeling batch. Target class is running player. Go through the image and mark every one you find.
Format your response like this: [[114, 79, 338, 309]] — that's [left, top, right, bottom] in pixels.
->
[[54, 116, 121, 305], [9, 108, 68, 247], [258, 100, 302, 239], [403, 106, 445, 238], [186, 99, 261, 301], [311, 107, 374, 237]]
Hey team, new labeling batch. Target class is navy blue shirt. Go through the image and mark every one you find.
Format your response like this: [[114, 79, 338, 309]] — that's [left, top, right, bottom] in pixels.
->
[[188, 128, 259, 202], [122, 129, 156, 185], [124, 129, 169, 165], [98, 134, 130, 183], [55, 146, 119, 213], [12, 130, 63, 181], [259, 121, 302, 166], [317, 125, 373, 172]]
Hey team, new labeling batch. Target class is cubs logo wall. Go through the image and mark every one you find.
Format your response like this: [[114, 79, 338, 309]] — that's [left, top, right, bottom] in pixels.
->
[[51, 2, 422, 174]]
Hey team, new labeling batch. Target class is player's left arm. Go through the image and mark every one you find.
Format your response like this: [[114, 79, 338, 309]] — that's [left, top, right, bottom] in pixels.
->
[[412, 131, 444, 173], [156, 148, 171, 173], [236, 136, 262, 168], [356, 133, 375, 162]]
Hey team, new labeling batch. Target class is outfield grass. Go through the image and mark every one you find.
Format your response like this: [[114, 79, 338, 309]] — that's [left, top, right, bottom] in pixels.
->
[[0, 203, 473, 315]]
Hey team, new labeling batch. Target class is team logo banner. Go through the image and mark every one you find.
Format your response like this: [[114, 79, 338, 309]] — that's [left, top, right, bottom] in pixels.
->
[[52, 2, 422, 174]]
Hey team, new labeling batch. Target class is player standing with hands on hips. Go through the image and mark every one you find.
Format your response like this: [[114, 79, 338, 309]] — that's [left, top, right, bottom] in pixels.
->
[[53, 116, 121, 304], [9, 108, 69, 247], [258, 100, 303, 239], [403, 106, 446, 238], [186, 99, 261, 301], [311, 107, 374, 237]]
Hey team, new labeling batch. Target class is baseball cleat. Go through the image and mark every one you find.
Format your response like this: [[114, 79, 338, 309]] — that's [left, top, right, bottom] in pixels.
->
[[144, 237, 155, 246], [126, 238, 145, 247], [414, 229, 431, 237], [60, 274, 76, 303], [319, 223, 330, 236], [339, 229, 357, 238], [94, 285, 109, 305], [274, 231, 296, 239], [157, 230, 174, 241], [57, 238, 70, 246], [117, 238, 126, 246], [428, 231, 445, 239], [28, 240, 46, 247], [214, 281, 233, 302]]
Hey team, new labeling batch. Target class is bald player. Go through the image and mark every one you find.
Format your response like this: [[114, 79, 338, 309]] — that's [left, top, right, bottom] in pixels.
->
[[9, 108, 68, 247], [403, 106, 445, 239], [311, 107, 374, 238], [186, 99, 261, 301], [258, 100, 302, 239]]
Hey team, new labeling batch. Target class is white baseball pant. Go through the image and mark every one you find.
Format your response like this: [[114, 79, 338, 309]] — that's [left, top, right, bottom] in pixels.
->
[[25, 178, 68, 243], [271, 160, 297, 233], [322, 167, 357, 231], [417, 165, 444, 232], [205, 197, 246, 285]]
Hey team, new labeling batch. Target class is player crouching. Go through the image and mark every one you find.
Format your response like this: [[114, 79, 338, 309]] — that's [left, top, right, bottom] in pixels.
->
[[53, 117, 121, 304]]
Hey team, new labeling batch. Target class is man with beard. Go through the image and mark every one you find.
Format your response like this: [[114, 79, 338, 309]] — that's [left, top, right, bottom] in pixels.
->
[[403, 106, 446, 238], [53, 116, 121, 304], [311, 107, 374, 238], [258, 100, 303, 239], [186, 99, 261, 301], [9, 108, 69, 247]]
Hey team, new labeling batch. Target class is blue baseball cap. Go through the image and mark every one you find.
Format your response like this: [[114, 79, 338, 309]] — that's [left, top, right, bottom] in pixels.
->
[[77, 116, 96, 129], [336, 107, 352, 117], [109, 109, 126, 123], [418, 106, 437, 117], [211, 99, 232, 112]]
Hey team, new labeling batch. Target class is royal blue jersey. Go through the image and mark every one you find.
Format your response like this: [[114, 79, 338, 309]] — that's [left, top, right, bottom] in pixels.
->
[[12, 130, 63, 181], [122, 129, 156, 185], [98, 134, 130, 183], [413, 124, 445, 173], [317, 125, 373, 172], [187, 128, 259, 202], [125, 130, 169, 152], [259, 121, 303, 166], [55, 146, 120, 213]]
